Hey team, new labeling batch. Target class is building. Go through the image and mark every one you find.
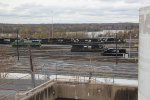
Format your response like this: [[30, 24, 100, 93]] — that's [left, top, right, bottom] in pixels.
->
[[139, 6, 150, 100]]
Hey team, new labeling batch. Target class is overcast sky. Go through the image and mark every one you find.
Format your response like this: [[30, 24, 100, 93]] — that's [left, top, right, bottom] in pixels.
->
[[0, 0, 148, 24]]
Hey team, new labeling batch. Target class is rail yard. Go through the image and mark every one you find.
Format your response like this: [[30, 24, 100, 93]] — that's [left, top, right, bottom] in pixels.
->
[[0, 0, 143, 99], [1, 41, 138, 79], [0, 36, 138, 100]]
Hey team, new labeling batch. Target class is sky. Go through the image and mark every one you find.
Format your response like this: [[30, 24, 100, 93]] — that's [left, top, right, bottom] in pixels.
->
[[0, 0, 148, 24]]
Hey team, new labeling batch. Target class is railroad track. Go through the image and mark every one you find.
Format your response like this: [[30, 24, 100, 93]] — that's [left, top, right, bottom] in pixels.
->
[[1, 45, 138, 79]]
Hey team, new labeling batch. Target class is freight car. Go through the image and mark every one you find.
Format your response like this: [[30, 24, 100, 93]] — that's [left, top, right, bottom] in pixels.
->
[[0, 38, 16, 44], [102, 48, 126, 56], [12, 39, 41, 47], [71, 44, 104, 52], [99, 37, 125, 44]]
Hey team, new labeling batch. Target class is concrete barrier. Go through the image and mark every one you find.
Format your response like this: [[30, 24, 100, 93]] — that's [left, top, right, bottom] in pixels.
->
[[16, 80, 137, 100]]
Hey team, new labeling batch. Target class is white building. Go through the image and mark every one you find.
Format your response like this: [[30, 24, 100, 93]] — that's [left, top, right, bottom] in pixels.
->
[[0, 33, 19, 38]]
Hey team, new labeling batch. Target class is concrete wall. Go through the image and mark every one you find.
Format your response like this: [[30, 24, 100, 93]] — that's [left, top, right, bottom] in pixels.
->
[[139, 6, 150, 100], [56, 82, 137, 100], [16, 81, 57, 100], [18, 81, 137, 100]]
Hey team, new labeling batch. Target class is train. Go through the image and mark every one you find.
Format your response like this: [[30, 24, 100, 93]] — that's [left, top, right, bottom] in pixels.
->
[[11, 39, 41, 47], [71, 44, 104, 52], [0, 37, 125, 45], [102, 48, 126, 56]]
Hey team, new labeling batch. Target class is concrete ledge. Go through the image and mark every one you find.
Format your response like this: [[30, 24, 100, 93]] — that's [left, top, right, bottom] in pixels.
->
[[16, 80, 137, 100]]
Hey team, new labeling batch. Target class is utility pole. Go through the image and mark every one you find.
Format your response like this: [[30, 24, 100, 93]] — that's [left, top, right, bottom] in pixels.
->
[[115, 33, 118, 65], [129, 31, 131, 58], [112, 32, 118, 84], [29, 45, 33, 72], [48, 11, 54, 43], [55, 63, 57, 80], [89, 55, 92, 83], [29, 44, 35, 88], [16, 29, 20, 61], [51, 12, 54, 38]]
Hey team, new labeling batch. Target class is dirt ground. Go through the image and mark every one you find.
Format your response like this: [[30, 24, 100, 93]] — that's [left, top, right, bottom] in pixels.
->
[[0, 44, 138, 79]]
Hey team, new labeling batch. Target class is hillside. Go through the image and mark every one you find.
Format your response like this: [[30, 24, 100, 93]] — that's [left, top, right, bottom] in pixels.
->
[[0, 23, 139, 33]]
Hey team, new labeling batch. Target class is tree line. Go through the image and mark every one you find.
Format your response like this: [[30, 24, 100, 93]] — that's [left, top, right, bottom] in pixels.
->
[[0, 23, 139, 39]]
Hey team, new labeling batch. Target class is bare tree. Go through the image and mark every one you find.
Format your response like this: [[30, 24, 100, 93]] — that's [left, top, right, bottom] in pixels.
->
[[0, 47, 14, 78]]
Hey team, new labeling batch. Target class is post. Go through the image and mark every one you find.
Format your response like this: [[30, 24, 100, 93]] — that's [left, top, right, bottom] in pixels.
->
[[29, 45, 33, 72], [29, 42, 35, 88], [115, 33, 118, 65], [55, 63, 57, 80], [16, 29, 19, 61], [112, 32, 118, 84], [112, 65, 115, 84], [89, 55, 92, 83], [51, 12, 54, 38], [129, 31, 131, 58]]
